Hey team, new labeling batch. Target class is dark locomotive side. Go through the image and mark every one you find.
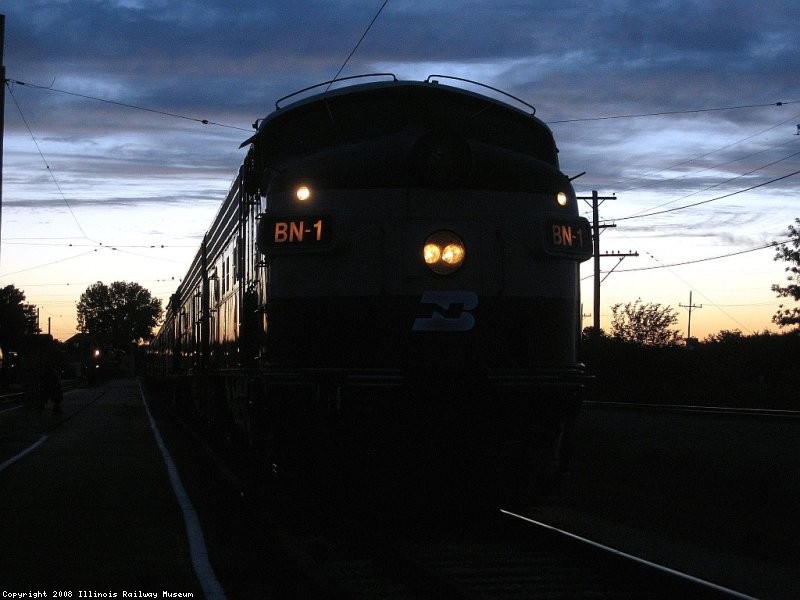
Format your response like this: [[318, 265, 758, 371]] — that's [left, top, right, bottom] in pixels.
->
[[148, 75, 592, 503]]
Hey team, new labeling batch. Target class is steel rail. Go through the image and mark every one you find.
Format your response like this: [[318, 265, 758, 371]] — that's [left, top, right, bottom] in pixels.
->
[[0, 391, 24, 403], [501, 509, 757, 600], [583, 399, 800, 419]]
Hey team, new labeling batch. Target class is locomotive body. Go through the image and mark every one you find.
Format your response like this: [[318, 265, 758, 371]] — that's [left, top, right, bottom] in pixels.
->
[[150, 75, 592, 501]]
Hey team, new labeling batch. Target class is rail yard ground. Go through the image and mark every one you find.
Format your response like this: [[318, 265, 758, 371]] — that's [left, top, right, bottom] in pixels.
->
[[0, 381, 206, 595], [2, 377, 798, 598], [539, 404, 800, 599]]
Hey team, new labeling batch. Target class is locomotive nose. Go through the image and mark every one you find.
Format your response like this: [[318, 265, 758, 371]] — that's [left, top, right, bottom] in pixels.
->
[[411, 130, 471, 188]]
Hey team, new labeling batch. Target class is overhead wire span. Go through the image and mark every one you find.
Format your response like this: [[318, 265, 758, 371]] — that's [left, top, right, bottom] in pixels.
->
[[5, 78, 251, 132], [16, 277, 181, 288], [713, 301, 778, 307], [8, 75, 794, 131], [98, 245, 190, 264], [613, 146, 800, 220], [0, 249, 99, 277], [611, 241, 781, 273], [0, 243, 189, 277], [3, 240, 196, 249], [613, 111, 800, 193], [612, 166, 800, 222], [6, 80, 94, 241], [326, 0, 390, 90], [581, 237, 789, 280], [547, 99, 800, 124], [612, 245, 763, 334], [616, 136, 800, 220]]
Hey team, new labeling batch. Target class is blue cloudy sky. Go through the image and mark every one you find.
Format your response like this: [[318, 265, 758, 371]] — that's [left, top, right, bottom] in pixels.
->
[[1, 0, 798, 340]]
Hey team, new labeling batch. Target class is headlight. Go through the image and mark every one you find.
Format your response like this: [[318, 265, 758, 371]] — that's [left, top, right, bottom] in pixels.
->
[[296, 185, 311, 201], [423, 243, 442, 264], [423, 230, 465, 274], [441, 243, 465, 265], [557, 191, 568, 206]]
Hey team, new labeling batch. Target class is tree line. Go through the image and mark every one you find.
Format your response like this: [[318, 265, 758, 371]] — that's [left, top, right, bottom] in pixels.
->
[[1, 281, 161, 387], [580, 219, 800, 408]]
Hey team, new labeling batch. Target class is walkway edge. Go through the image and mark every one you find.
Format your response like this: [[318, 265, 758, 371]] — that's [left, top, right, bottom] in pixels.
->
[[139, 380, 227, 600], [0, 434, 48, 473]]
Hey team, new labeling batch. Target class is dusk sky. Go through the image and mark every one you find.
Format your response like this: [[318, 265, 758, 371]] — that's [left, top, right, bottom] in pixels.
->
[[1, 0, 798, 341]]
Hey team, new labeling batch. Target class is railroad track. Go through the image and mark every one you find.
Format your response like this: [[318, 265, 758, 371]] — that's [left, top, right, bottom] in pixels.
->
[[0, 392, 26, 423], [276, 505, 756, 599], [584, 399, 800, 419], [499, 510, 754, 599], [3, 382, 783, 597], [0, 390, 25, 405], [144, 383, 763, 598], [0, 386, 106, 471]]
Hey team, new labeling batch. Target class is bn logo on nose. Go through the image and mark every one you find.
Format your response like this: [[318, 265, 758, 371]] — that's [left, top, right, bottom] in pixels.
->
[[412, 291, 478, 332]]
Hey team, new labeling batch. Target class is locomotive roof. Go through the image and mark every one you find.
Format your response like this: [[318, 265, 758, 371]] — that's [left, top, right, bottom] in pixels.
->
[[240, 75, 553, 149]]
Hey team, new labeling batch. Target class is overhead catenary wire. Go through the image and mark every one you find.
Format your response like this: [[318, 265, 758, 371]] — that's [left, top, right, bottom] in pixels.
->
[[0, 241, 192, 277], [0, 248, 99, 277], [6, 80, 94, 241], [608, 127, 800, 221], [5, 78, 251, 132], [612, 111, 800, 193], [581, 238, 787, 280], [609, 240, 783, 273], [7, 62, 796, 254], [101, 245, 190, 264], [587, 244, 758, 335], [7, 75, 795, 131], [13, 71, 794, 231], [610, 166, 800, 222], [4, 79, 217, 263], [6, 57, 795, 338], [569, 105, 798, 335], [547, 99, 800, 124], [15, 277, 181, 288], [3, 240, 195, 248], [326, 0, 390, 90], [615, 135, 800, 220]]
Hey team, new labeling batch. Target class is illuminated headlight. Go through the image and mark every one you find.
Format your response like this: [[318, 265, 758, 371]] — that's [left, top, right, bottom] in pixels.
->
[[296, 185, 311, 201], [423, 243, 441, 264], [423, 230, 466, 274], [557, 191, 568, 206], [442, 243, 465, 265]]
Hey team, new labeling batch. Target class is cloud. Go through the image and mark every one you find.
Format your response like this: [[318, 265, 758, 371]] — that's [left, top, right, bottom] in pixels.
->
[[7, 0, 798, 136], [3, 0, 799, 338], [4, 192, 223, 210]]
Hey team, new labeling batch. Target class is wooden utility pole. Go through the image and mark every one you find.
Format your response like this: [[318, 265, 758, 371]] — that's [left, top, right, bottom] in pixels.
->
[[578, 190, 638, 342], [591, 190, 604, 336], [1, 14, 6, 268], [680, 290, 703, 342]]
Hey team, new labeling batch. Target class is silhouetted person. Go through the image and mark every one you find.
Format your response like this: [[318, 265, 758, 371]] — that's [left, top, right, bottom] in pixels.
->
[[44, 366, 63, 414]]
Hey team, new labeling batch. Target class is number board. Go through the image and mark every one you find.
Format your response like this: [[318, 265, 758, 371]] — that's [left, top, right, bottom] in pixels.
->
[[545, 218, 593, 258], [257, 215, 332, 253]]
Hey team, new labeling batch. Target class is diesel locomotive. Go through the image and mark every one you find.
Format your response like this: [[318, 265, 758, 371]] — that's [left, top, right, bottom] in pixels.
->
[[149, 74, 592, 502]]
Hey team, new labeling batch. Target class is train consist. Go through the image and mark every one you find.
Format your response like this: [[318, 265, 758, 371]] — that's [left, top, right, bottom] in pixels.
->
[[149, 74, 592, 502]]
